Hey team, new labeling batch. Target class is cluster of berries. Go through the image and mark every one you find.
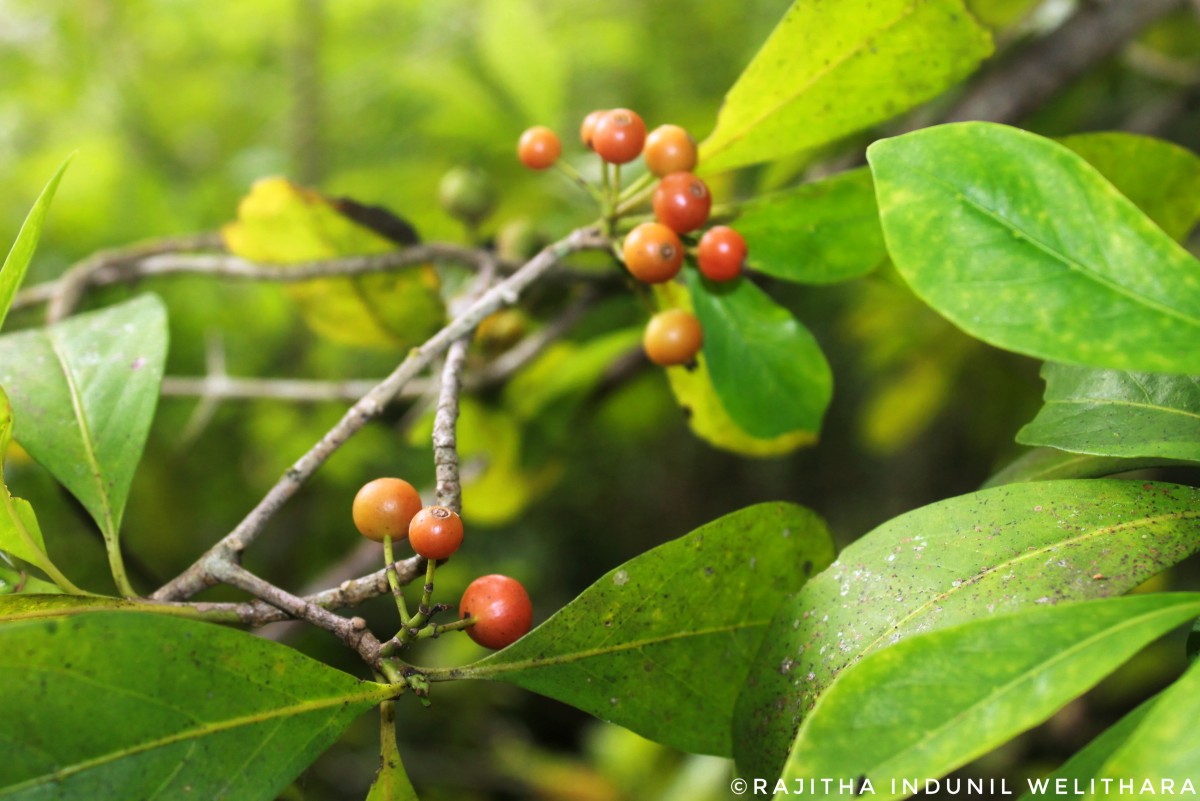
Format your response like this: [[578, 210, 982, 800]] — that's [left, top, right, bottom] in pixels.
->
[[518, 109, 749, 368], [352, 477, 532, 650]]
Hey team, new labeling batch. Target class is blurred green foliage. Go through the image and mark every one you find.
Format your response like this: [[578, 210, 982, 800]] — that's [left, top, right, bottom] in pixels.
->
[[2, 1, 1200, 799]]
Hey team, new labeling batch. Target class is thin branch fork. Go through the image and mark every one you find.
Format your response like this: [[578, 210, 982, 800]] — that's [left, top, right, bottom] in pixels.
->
[[150, 226, 608, 602], [212, 561, 384, 667]]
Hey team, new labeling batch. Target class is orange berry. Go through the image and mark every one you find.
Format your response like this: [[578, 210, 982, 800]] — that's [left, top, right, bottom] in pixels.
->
[[518, 126, 561, 170], [352, 478, 422, 542], [697, 226, 747, 282], [460, 574, 533, 650], [622, 222, 684, 284], [643, 309, 703, 367], [591, 108, 646, 164], [408, 506, 464, 560], [580, 109, 606, 150], [652, 172, 711, 234], [644, 124, 698, 177]]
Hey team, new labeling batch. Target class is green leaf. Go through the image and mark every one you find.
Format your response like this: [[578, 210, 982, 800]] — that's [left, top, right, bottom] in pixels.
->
[[732, 167, 886, 285], [366, 702, 420, 801], [0, 564, 61, 596], [0, 295, 168, 596], [1089, 656, 1200, 794], [446, 502, 835, 757], [965, 0, 1040, 28], [1017, 364, 1200, 462], [0, 388, 81, 595], [699, 0, 992, 173], [982, 447, 1187, 488], [733, 480, 1200, 781], [223, 177, 443, 350], [1022, 694, 1159, 800], [1060, 132, 1200, 244], [478, 0, 565, 126], [867, 122, 1200, 374], [0, 605, 392, 800], [0, 155, 72, 333], [656, 284, 816, 457], [685, 270, 832, 439], [779, 594, 1200, 794]]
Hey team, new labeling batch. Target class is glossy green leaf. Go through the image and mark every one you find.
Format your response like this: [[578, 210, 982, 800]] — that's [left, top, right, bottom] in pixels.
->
[[656, 283, 816, 457], [0, 604, 392, 800], [447, 502, 835, 757], [1089, 656, 1200, 794], [684, 270, 831, 439], [733, 480, 1200, 780], [1061, 132, 1200, 243], [1017, 364, 1200, 462], [699, 0, 992, 173], [366, 702, 420, 801], [732, 167, 885, 284], [478, 0, 564, 125], [982, 447, 1187, 488], [0, 295, 167, 595], [780, 594, 1200, 794], [1022, 694, 1159, 800], [223, 177, 443, 350], [0, 156, 72, 332], [867, 122, 1200, 374]]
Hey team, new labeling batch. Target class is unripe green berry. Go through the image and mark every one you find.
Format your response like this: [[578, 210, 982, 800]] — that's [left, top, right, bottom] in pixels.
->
[[438, 166, 496, 225]]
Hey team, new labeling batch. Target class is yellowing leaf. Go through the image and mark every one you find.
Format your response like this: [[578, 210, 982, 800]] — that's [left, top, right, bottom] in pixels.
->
[[223, 178, 444, 350]]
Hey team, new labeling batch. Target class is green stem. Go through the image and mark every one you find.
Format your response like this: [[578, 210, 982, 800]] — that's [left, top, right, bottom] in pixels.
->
[[414, 615, 475, 640], [614, 173, 656, 217], [398, 558, 439, 644], [555, 160, 605, 205], [379, 659, 406, 685], [382, 536, 411, 625], [103, 530, 137, 598]]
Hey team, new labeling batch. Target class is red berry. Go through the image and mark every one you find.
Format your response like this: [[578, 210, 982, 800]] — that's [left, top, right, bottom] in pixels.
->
[[622, 222, 684, 284], [591, 109, 646, 164], [352, 478, 422, 542], [652, 172, 711, 234], [518, 126, 561, 170], [644, 125, 698, 177], [408, 506, 464, 560], [697, 226, 747, 282], [460, 574, 533, 650], [580, 109, 606, 150], [643, 309, 703, 367]]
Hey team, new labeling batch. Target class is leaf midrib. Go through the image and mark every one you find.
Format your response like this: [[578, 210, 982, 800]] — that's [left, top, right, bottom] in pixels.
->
[[1042, 396, 1200, 423], [453, 620, 767, 679], [848, 508, 1200, 676], [909, 161, 1200, 331], [0, 683, 390, 796], [794, 598, 1200, 784], [45, 328, 116, 537]]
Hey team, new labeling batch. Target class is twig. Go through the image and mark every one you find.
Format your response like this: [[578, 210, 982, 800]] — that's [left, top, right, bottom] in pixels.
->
[[189, 553, 424, 626], [151, 226, 608, 602], [158, 294, 596, 405], [212, 561, 383, 667], [941, 0, 1186, 125], [39, 233, 223, 323], [18, 242, 502, 318], [433, 253, 500, 511]]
